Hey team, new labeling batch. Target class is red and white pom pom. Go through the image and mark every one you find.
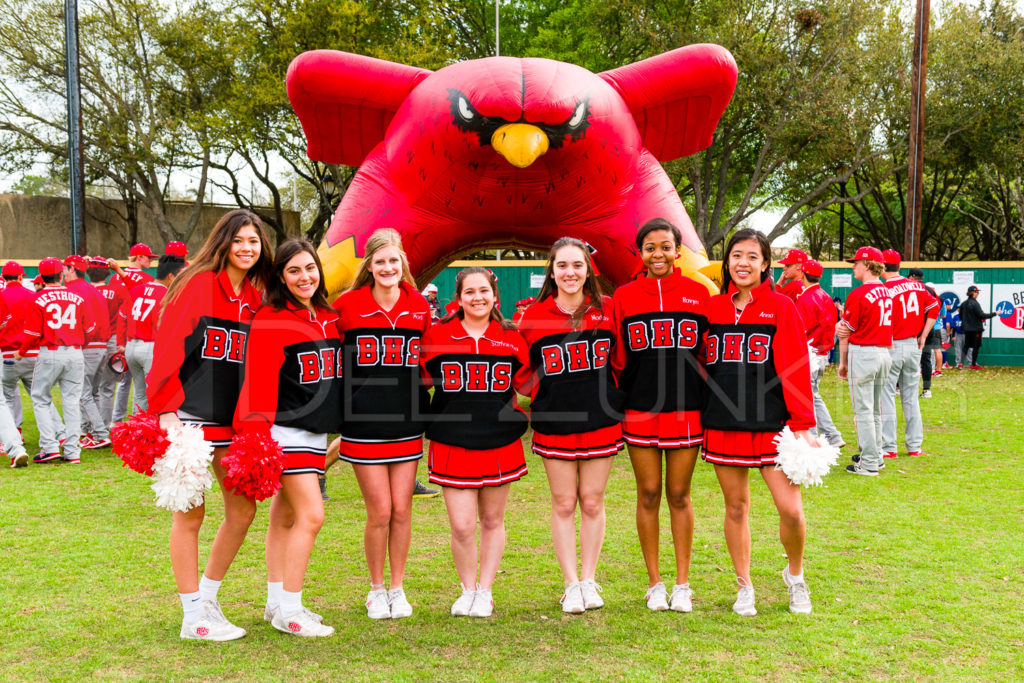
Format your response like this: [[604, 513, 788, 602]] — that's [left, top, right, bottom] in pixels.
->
[[772, 426, 840, 488], [150, 424, 214, 512], [808, 342, 829, 374], [111, 411, 169, 477], [221, 430, 286, 502]]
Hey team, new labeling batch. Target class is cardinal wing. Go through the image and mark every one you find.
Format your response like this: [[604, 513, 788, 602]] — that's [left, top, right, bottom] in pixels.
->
[[287, 50, 432, 166], [599, 44, 737, 162]]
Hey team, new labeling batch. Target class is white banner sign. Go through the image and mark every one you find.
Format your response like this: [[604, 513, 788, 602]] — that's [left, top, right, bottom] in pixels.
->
[[529, 273, 546, 289], [831, 273, 852, 288], [952, 270, 975, 285]]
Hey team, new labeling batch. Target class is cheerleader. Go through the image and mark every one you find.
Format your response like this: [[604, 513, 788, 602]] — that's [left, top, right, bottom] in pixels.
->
[[332, 229, 431, 620], [611, 218, 710, 613], [701, 228, 816, 616], [420, 267, 530, 618], [234, 239, 340, 637], [518, 238, 623, 613], [148, 209, 272, 641]]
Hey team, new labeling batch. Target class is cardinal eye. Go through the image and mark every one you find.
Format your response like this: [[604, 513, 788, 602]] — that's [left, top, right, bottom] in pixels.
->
[[457, 96, 475, 122], [568, 101, 587, 128]]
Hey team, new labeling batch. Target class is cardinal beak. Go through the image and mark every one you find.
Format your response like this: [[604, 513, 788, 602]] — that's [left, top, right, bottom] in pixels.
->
[[491, 123, 549, 168]]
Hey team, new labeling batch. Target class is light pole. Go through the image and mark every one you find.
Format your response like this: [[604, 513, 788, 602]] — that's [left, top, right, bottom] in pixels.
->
[[64, 0, 85, 254]]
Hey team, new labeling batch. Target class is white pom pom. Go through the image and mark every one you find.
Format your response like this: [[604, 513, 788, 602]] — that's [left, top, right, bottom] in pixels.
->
[[772, 426, 840, 488], [808, 343, 828, 374], [150, 424, 215, 512]]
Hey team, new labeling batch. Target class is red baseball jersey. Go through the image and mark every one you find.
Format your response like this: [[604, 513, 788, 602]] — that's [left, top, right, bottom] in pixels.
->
[[148, 270, 261, 425], [420, 318, 531, 450], [119, 281, 168, 344], [119, 267, 154, 290], [796, 283, 839, 353], [883, 276, 939, 340], [333, 282, 432, 441], [97, 281, 128, 334], [19, 286, 95, 353], [518, 295, 623, 435], [702, 279, 815, 433], [841, 280, 893, 346], [0, 283, 37, 356], [234, 303, 343, 435], [778, 278, 803, 302], [66, 278, 111, 348], [611, 268, 710, 413]]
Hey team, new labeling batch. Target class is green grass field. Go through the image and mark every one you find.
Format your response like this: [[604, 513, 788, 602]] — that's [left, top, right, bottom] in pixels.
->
[[1, 367, 1021, 681]]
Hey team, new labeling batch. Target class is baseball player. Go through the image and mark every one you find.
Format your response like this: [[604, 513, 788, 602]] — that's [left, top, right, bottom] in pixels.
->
[[63, 255, 112, 448], [107, 244, 156, 424], [116, 255, 185, 412], [836, 246, 893, 476], [879, 250, 937, 459], [89, 257, 126, 438], [795, 259, 845, 448], [107, 243, 156, 290], [0, 290, 29, 466], [15, 257, 95, 463], [775, 249, 809, 301], [1, 261, 66, 442]]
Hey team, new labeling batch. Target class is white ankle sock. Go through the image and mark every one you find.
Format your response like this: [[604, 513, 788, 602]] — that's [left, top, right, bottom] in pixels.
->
[[179, 591, 202, 624], [198, 575, 221, 602], [280, 589, 302, 618], [267, 581, 284, 609], [788, 569, 804, 584]]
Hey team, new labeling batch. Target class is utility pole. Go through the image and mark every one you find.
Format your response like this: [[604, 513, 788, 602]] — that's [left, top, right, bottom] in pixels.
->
[[905, 0, 930, 260], [64, 0, 86, 254], [495, 0, 500, 57]]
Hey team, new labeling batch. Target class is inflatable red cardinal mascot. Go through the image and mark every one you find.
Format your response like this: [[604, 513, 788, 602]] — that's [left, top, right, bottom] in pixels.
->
[[287, 45, 737, 297]]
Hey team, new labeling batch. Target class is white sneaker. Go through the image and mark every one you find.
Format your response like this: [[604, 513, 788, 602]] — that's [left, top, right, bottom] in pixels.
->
[[560, 582, 585, 614], [263, 605, 323, 623], [733, 579, 757, 617], [782, 567, 812, 614], [271, 608, 335, 637], [644, 582, 669, 611], [670, 583, 693, 613], [468, 587, 494, 617], [366, 588, 391, 619], [451, 584, 475, 616], [180, 600, 246, 641], [388, 587, 413, 619], [9, 450, 28, 468], [579, 579, 604, 609]]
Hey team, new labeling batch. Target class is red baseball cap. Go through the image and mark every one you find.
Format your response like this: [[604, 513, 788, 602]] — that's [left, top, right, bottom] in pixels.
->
[[63, 255, 89, 271], [38, 257, 64, 276], [882, 249, 901, 265], [2, 261, 24, 276], [130, 243, 156, 258], [89, 257, 109, 269], [778, 249, 809, 265], [845, 246, 884, 263], [516, 297, 536, 307], [165, 241, 187, 257], [32, 274, 44, 285], [803, 260, 823, 278]]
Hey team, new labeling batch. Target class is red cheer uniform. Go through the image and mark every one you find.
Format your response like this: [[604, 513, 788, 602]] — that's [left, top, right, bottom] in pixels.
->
[[518, 295, 624, 459], [420, 318, 531, 488], [148, 270, 261, 445], [332, 281, 432, 464], [701, 279, 815, 467]]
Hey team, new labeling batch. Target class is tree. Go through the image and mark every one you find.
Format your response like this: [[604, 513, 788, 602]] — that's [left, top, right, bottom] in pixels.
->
[[0, 0, 220, 248], [523, 0, 907, 254]]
